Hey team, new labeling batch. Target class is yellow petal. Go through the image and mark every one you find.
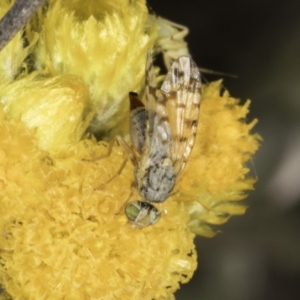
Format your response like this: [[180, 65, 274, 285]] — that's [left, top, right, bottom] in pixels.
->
[[0, 108, 197, 299], [175, 81, 261, 237], [32, 0, 157, 139], [0, 73, 93, 152]]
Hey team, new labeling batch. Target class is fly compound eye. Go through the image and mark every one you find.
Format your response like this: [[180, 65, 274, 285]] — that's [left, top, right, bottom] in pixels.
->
[[125, 201, 161, 227]]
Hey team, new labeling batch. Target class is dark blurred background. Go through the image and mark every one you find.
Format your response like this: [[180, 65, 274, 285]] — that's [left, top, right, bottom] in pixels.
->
[[148, 1, 300, 299]]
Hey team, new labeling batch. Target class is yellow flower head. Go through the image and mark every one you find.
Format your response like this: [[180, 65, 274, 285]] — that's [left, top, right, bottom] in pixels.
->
[[33, 0, 157, 140], [0, 0, 260, 299]]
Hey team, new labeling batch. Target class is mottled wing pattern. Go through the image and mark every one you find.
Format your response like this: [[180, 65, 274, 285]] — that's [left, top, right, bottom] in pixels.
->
[[159, 56, 201, 176], [144, 51, 201, 176], [125, 52, 201, 224], [145, 50, 173, 162]]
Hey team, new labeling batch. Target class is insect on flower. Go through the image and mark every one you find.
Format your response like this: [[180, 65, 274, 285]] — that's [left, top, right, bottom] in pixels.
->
[[125, 50, 201, 227], [147, 14, 190, 70], [147, 14, 237, 78]]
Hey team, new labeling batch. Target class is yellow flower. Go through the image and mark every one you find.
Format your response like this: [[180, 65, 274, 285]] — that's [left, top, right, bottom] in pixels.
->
[[0, 0, 260, 299], [32, 0, 157, 140], [0, 107, 197, 299], [177, 81, 260, 237]]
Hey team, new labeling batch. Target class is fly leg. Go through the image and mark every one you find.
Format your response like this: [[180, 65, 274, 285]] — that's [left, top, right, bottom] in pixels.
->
[[83, 135, 137, 190]]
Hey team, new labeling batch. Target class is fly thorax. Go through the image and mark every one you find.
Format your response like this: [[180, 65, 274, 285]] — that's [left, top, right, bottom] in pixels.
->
[[139, 158, 176, 203]]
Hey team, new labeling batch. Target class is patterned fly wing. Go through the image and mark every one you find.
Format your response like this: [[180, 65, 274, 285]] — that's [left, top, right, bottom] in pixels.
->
[[134, 51, 201, 203], [161, 56, 201, 176], [126, 51, 201, 226]]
